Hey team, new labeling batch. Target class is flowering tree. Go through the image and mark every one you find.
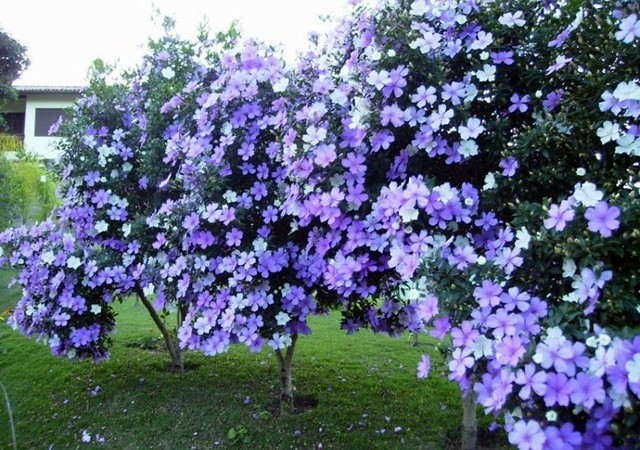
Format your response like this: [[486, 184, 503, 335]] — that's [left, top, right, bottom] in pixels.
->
[[145, 38, 323, 413], [282, 0, 640, 447], [0, 21, 230, 370]]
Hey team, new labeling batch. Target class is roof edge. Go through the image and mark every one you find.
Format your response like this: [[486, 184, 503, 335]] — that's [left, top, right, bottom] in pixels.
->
[[14, 85, 86, 94]]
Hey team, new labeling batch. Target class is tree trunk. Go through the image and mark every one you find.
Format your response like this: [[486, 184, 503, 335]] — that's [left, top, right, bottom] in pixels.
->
[[461, 390, 478, 450], [275, 333, 298, 415], [135, 286, 184, 372]]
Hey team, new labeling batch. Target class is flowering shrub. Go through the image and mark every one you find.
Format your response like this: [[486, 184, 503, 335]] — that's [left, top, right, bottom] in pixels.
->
[[0, 22, 230, 366], [282, 0, 640, 447], [144, 37, 326, 410]]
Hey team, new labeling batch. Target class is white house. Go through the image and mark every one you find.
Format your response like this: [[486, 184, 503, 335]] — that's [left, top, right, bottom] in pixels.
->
[[1, 85, 83, 160]]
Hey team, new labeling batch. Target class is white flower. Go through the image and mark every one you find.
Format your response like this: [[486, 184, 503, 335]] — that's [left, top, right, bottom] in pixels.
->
[[599, 334, 612, 346], [161, 67, 175, 79], [399, 206, 419, 223], [562, 259, 577, 278], [143, 283, 155, 297], [615, 133, 640, 156], [610, 389, 631, 409], [626, 354, 640, 384], [91, 304, 102, 315], [498, 11, 526, 28], [596, 121, 621, 144], [222, 190, 237, 203], [464, 84, 478, 103], [458, 140, 479, 158], [272, 77, 289, 93], [615, 14, 640, 44], [122, 162, 133, 172], [330, 89, 348, 106], [545, 327, 565, 343], [253, 237, 268, 252], [40, 175, 47, 182], [41, 250, 55, 265], [576, 167, 586, 176], [472, 335, 493, 358], [586, 336, 599, 348], [475, 64, 496, 82], [410, 0, 428, 16], [366, 70, 391, 90], [67, 256, 82, 270], [458, 118, 485, 140], [122, 223, 131, 238], [483, 172, 496, 190], [95, 221, 109, 233], [514, 227, 531, 250], [613, 81, 640, 101], [545, 410, 558, 422], [81, 430, 92, 443], [570, 7, 584, 30], [572, 182, 603, 207], [275, 312, 291, 326]]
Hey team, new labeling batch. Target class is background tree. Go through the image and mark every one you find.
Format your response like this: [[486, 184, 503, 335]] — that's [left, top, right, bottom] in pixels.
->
[[0, 28, 29, 119]]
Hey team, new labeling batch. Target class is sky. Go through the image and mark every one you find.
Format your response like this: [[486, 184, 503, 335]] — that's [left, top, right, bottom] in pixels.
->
[[1, 0, 351, 87]]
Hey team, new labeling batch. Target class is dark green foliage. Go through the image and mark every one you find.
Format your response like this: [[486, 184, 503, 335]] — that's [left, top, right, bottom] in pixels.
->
[[0, 28, 29, 122]]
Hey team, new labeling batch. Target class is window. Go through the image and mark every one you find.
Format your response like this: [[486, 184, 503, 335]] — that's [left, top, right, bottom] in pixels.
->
[[34, 108, 67, 137], [1, 112, 25, 138]]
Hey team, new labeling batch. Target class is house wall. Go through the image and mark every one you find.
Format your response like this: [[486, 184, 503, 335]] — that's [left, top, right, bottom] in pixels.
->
[[23, 93, 77, 160]]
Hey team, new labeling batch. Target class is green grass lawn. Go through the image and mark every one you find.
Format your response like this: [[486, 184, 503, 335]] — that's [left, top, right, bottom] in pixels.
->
[[0, 268, 505, 449]]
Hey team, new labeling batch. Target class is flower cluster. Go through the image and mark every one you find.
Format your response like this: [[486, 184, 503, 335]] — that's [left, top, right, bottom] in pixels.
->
[[147, 39, 319, 354]]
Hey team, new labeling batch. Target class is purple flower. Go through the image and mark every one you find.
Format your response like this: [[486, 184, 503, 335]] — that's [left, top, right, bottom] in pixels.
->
[[508, 94, 531, 113], [543, 89, 564, 112], [546, 55, 572, 75], [182, 212, 200, 232], [84, 171, 101, 187], [486, 308, 521, 339], [417, 354, 431, 378], [490, 51, 514, 65], [496, 247, 523, 275], [342, 153, 366, 175], [380, 104, 405, 127], [473, 280, 502, 308], [499, 157, 519, 176], [430, 316, 450, 339], [544, 372, 572, 407], [508, 420, 545, 450], [441, 81, 466, 105], [615, 14, 640, 44], [447, 245, 478, 270], [448, 347, 474, 380], [569, 372, 605, 409], [475, 212, 498, 230], [584, 201, 620, 237], [515, 364, 547, 400], [544, 200, 574, 231], [548, 26, 572, 48], [262, 206, 279, 224], [544, 423, 582, 450], [451, 321, 478, 349], [496, 335, 526, 366], [225, 228, 243, 247], [382, 65, 408, 98]]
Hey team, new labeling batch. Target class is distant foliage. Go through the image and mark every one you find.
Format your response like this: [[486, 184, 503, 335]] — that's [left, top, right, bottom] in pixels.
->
[[0, 28, 29, 115], [0, 148, 58, 229]]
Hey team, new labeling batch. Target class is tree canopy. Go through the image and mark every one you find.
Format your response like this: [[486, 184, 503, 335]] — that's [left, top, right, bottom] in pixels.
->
[[0, 28, 29, 109]]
